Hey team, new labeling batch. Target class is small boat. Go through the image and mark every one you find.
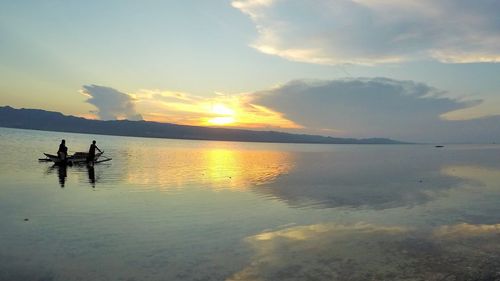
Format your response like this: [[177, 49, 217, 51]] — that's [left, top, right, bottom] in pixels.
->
[[40, 152, 106, 165]]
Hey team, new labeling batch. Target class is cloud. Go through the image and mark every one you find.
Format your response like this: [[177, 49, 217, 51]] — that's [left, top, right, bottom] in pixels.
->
[[131, 89, 300, 129], [80, 85, 299, 129], [232, 0, 500, 64], [81, 85, 143, 121], [251, 78, 500, 143], [78, 79, 500, 143]]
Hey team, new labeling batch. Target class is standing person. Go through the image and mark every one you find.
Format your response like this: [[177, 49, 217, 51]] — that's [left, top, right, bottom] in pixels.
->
[[87, 140, 102, 163], [57, 139, 68, 160]]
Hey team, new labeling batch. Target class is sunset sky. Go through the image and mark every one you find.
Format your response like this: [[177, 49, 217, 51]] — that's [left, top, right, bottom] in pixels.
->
[[1, 0, 500, 142]]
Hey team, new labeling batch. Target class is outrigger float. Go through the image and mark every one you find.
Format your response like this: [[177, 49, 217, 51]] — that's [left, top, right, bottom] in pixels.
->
[[39, 152, 111, 165]]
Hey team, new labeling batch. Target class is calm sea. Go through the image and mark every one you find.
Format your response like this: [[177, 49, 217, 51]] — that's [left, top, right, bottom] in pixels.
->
[[1, 127, 500, 280]]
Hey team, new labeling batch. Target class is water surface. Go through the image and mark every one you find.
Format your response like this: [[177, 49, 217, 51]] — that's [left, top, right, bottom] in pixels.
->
[[1, 128, 500, 280]]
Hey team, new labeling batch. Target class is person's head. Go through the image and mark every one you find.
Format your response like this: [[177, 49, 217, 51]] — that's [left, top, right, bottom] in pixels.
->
[[92, 140, 96, 144], [61, 139, 65, 144]]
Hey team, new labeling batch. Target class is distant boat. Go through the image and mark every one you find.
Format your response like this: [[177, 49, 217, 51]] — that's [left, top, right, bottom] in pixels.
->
[[435, 145, 444, 148], [40, 152, 110, 165]]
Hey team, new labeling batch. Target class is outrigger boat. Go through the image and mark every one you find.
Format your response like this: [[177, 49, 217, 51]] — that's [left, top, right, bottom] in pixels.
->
[[40, 152, 111, 165]]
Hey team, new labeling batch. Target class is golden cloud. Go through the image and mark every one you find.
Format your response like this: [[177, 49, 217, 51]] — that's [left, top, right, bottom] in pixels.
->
[[132, 89, 301, 129]]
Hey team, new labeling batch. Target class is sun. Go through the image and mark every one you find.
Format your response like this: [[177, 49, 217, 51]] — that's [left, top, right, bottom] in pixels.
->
[[208, 104, 236, 125], [209, 116, 235, 125], [211, 104, 234, 115]]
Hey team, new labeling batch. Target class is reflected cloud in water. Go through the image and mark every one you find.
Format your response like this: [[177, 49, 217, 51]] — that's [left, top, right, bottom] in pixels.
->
[[229, 222, 500, 281], [57, 142, 500, 212], [41, 142, 500, 211], [3, 129, 500, 281], [433, 222, 500, 238], [253, 147, 500, 209], [442, 165, 500, 190]]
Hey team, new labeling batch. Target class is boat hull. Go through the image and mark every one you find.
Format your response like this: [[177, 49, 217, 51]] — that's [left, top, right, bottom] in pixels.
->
[[42, 152, 103, 164]]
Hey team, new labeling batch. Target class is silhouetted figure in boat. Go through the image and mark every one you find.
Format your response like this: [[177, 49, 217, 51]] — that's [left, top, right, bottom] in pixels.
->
[[57, 139, 68, 160], [87, 140, 102, 163]]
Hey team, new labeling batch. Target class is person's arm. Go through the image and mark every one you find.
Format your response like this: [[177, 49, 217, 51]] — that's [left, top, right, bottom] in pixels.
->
[[96, 145, 102, 153]]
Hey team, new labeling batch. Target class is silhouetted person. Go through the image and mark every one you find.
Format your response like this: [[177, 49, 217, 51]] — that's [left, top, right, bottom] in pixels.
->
[[87, 140, 102, 163], [57, 139, 68, 160]]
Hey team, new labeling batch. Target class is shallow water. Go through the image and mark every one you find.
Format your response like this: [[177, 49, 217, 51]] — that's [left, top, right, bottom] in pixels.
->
[[1, 127, 500, 280]]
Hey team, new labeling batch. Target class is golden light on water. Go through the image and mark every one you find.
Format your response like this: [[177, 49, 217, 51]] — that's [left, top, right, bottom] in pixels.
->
[[124, 144, 295, 191], [203, 148, 294, 190]]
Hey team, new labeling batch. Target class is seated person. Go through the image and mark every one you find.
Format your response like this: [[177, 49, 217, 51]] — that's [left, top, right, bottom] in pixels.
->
[[57, 139, 68, 160]]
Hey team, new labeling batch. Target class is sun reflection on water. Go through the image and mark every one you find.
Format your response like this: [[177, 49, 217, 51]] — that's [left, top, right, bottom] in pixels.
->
[[123, 145, 295, 191]]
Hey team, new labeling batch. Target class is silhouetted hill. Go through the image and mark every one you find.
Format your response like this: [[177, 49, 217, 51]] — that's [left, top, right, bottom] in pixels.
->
[[0, 106, 404, 144]]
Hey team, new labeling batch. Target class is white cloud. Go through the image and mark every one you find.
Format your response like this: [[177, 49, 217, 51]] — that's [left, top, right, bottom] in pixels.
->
[[81, 85, 143, 121], [232, 0, 500, 64]]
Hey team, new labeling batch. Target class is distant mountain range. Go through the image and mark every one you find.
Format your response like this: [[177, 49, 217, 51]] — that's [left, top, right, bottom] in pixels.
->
[[0, 106, 404, 144]]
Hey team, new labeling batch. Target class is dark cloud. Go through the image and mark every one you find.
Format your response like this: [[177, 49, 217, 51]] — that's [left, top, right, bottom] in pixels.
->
[[82, 85, 143, 121], [252, 78, 500, 143]]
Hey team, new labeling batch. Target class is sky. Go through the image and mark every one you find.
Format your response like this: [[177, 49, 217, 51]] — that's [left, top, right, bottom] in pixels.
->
[[1, 0, 500, 143]]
